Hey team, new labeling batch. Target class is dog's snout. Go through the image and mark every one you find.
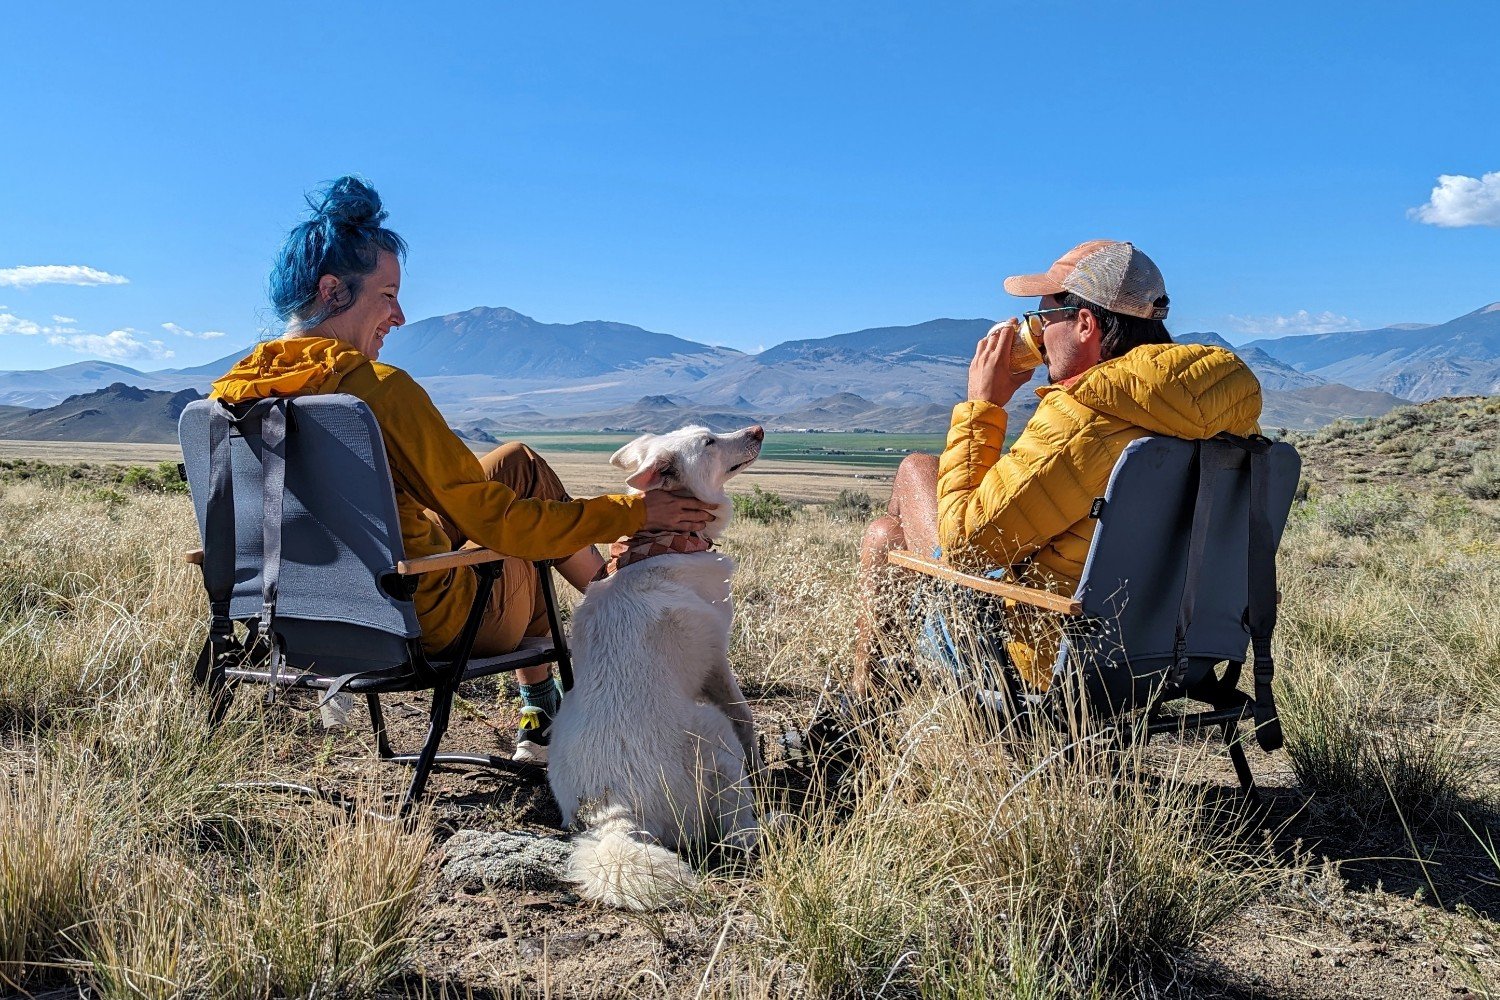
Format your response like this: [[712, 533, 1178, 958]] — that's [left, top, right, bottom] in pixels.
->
[[748, 425, 764, 442]]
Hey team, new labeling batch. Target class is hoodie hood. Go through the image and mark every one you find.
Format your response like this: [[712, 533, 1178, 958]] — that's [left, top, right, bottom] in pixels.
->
[[1041, 342, 1262, 438], [210, 337, 372, 403]]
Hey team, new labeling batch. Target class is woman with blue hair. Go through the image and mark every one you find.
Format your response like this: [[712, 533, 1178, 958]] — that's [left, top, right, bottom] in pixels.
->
[[212, 176, 715, 762]]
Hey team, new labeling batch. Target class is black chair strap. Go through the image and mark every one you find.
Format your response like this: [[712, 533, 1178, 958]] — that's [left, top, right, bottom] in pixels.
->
[[256, 400, 289, 682], [203, 403, 237, 641], [1215, 432, 1284, 752], [1170, 441, 1219, 687], [1245, 444, 1284, 751]]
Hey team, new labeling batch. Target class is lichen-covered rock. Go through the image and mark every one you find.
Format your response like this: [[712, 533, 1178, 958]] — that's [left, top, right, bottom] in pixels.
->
[[440, 829, 572, 891]]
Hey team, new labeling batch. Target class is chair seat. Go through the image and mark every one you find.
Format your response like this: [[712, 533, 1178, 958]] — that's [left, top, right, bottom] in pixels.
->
[[441, 637, 559, 681]]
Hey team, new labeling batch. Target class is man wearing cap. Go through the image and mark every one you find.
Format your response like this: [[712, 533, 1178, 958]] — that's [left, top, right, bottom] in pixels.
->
[[854, 240, 1262, 692]]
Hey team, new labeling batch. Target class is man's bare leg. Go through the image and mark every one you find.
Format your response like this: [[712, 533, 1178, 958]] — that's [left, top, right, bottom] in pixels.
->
[[853, 453, 940, 697]]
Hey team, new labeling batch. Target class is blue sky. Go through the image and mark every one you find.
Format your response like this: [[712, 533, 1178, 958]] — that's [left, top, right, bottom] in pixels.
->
[[2, 0, 1497, 372]]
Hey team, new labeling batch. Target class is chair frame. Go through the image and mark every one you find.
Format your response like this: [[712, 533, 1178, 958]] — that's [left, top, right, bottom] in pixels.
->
[[883, 433, 1293, 796], [185, 542, 574, 818], [180, 392, 578, 819], [886, 548, 1264, 791]]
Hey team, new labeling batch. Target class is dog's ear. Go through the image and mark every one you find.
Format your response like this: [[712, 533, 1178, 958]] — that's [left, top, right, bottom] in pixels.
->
[[609, 435, 654, 474], [611, 435, 670, 491], [624, 457, 670, 492]]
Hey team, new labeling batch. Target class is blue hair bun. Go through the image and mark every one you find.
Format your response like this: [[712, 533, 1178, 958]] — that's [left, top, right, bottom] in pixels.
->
[[313, 175, 387, 229], [270, 176, 406, 328]]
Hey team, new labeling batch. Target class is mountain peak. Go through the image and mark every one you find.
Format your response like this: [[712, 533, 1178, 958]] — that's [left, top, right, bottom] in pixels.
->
[[1480, 302, 1500, 315], [462, 305, 527, 321]]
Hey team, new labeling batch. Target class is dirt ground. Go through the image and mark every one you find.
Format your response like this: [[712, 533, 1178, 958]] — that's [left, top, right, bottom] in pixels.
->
[[246, 679, 1500, 1000]]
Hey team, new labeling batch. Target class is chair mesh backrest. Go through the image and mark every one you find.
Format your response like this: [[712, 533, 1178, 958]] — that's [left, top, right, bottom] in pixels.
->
[[179, 395, 420, 675], [1059, 436, 1301, 699]]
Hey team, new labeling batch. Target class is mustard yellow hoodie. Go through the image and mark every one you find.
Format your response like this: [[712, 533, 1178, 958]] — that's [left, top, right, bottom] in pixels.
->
[[211, 338, 645, 653], [937, 342, 1262, 686]]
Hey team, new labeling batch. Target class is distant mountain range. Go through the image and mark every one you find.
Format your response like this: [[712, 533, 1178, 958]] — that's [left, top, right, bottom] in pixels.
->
[[1242, 302, 1500, 399], [1, 302, 1496, 441]]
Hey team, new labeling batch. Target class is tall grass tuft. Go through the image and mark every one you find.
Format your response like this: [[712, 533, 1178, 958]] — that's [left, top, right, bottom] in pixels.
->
[[753, 688, 1277, 998], [0, 763, 98, 992]]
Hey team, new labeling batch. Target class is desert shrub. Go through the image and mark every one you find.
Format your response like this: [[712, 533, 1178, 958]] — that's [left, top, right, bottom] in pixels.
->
[[824, 488, 877, 523], [1315, 486, 1410, 538], [1280, 667, 1478, 830], [1409, 449, 1440, 474], [732, 485, 797, 524], [1316, 418, 1358, 442], [1376, 405, 1424, 433], [1462, 451, 1500, 500], [121, 462, 189, 495]]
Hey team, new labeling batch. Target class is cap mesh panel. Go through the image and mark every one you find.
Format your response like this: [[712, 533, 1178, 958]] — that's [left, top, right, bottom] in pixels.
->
[[1062, 242, 1168, 319]]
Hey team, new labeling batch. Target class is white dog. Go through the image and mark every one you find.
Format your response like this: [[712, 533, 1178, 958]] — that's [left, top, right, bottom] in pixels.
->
[[548, 424, 765, 911]]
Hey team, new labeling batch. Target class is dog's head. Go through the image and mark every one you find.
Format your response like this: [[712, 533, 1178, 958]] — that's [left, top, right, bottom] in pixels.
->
[[609, 424, 764, 537]]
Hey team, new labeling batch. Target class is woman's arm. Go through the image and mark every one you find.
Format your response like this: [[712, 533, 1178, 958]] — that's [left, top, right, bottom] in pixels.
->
[[373, 370, 645, 560]]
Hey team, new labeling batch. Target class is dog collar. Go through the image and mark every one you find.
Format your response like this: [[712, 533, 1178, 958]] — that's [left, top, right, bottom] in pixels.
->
[[593, 530, 714, 581]]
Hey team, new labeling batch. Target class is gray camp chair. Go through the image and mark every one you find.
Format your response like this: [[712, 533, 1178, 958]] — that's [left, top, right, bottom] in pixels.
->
[[178, 394, 573, 817], [889, 432, 1301, 793]]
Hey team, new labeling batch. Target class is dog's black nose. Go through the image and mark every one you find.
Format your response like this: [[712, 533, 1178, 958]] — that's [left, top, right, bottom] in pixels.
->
[[748, 425, 764, 442]]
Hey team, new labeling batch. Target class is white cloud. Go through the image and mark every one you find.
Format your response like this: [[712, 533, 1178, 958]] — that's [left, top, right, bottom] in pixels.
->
[[0, 265, 131, 288], [46, 328, 174, 362], [0, 312, 44, 336], [1224, 310, 1360, 336], [52, 315, 77, 324], [162, 322, 227, 340], [1408, 171, 1500, 227]]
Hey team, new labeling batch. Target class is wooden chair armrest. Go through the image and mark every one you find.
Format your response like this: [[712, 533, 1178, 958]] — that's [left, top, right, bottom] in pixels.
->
[[396, 547, 508, 576], [886, 549, 1083, 616], [184, 548, 203, 565]]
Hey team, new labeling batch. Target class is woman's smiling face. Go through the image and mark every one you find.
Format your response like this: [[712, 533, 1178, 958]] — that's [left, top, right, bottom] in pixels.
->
[[320, 250, 405, 359]]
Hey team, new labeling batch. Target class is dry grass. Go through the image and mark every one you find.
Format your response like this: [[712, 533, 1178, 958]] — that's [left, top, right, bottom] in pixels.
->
[[1, 398, 1497, 997]]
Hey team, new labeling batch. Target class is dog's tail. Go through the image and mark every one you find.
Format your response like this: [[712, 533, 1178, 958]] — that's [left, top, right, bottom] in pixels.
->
[[567, 806, 696, 911]]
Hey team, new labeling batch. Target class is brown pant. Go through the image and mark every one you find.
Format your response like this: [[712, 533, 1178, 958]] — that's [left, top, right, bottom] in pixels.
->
[[424, 442, 573, 657]]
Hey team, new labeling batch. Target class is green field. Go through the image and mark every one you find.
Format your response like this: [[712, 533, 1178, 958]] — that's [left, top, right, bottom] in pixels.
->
[[510, 431, 949, 469]]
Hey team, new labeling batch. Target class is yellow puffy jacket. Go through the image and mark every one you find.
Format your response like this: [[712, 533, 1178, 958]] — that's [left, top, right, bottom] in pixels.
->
[[936, 342, 1262, 686], [211, 338, 645, 653]]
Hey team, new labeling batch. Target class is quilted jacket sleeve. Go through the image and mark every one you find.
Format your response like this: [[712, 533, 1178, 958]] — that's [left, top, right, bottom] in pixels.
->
[[936, 396, 1117, 571]]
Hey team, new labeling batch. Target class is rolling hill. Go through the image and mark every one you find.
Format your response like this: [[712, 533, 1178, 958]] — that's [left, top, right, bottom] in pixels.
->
[[0, 383, 202, 443]]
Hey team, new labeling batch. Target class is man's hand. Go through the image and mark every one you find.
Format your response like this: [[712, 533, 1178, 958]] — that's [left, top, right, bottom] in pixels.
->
[[967, 319, 1035, 406], [641, 489, 718, 532]]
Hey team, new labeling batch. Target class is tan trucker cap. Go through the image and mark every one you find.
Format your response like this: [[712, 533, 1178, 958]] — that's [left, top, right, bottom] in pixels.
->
[[1003, 240, 1169, 320]]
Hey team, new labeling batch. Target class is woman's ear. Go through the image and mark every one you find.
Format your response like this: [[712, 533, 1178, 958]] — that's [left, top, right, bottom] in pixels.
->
[[318, 273, 343, 306]]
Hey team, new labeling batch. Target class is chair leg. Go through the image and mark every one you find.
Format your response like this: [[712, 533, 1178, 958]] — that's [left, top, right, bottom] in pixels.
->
[[538, 562, 573, 692], [197, 643, 233, 728], [367, 693, 394, 759], [1222, 720, 1259, 798], [398, 680, 457, 817]]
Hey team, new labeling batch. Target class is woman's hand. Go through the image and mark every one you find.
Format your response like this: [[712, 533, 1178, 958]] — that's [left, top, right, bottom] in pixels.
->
[[967, 319, 1034, 406], [641, 489, 718, 532]]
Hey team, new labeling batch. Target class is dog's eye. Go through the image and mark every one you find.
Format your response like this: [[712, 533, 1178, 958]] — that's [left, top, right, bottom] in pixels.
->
[[701, 436, 715, 447]]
